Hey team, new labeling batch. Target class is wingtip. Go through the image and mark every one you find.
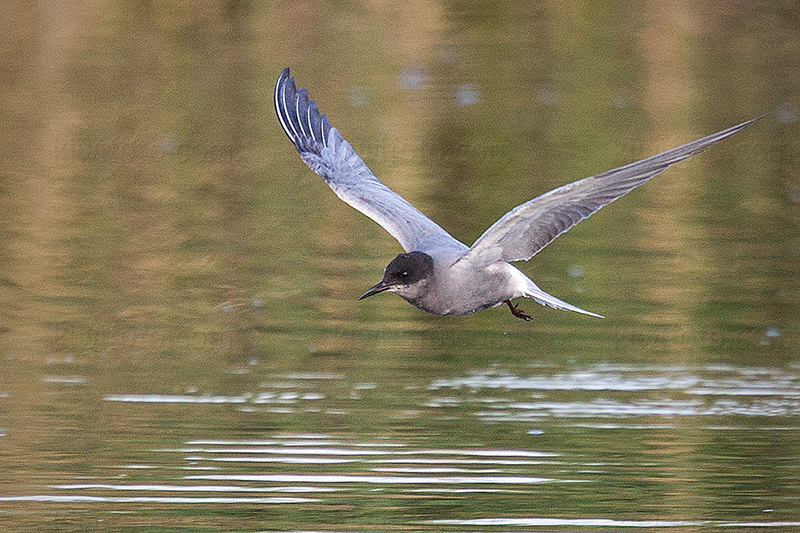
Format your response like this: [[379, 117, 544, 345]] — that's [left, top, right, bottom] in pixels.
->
[[731, 113, 770, 132], [275, 67, 292, 94], [274, 67, 335, 157]]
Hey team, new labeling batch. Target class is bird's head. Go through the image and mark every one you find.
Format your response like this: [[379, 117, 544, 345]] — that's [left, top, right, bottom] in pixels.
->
[[359, 251, 434, 301]]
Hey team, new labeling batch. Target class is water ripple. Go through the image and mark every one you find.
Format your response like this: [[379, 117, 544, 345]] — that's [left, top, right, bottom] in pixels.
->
[[186, 473, 552, 484], [427, 517, 800, 528]]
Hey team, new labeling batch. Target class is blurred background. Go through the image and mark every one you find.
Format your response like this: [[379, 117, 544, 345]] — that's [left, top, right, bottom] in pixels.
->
[[1, 1, 799, 531]]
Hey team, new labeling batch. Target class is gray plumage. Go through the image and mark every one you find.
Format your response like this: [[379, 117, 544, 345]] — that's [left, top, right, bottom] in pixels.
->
[[275, 68, 461, 254], [459, 117, 763, 267], [274, 67, 763, 320]]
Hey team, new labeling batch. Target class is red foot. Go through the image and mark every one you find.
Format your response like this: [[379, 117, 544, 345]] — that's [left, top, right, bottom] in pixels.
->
[[505, 299, 532, 321]]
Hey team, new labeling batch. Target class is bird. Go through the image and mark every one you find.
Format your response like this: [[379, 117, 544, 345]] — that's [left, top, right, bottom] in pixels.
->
[[273, 67, 763, 321]]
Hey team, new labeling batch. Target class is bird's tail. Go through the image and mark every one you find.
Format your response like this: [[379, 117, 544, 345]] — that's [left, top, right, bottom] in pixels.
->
[[523, 282, 604, 318]]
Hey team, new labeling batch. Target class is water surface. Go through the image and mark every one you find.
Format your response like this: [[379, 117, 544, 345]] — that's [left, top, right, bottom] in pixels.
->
[[1, 1, 799, 531]]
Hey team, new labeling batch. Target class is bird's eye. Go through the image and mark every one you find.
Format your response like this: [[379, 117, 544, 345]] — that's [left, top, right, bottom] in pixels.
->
[[400, 271, 409, 279]]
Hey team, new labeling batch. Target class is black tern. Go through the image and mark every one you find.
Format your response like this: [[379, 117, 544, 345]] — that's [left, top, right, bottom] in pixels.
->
[[274, 67, 763, 320]]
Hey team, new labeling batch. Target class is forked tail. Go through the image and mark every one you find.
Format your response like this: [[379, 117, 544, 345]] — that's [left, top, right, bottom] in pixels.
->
[[524, 282, 604, 318]]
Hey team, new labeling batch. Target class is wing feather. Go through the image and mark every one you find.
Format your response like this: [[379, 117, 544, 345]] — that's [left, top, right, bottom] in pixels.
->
[[274, 68, 462, 253], [459, 116, 765, 267]]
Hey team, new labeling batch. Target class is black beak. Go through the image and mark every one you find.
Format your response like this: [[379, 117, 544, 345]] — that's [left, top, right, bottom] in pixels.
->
[[358, 280, 394, 300]]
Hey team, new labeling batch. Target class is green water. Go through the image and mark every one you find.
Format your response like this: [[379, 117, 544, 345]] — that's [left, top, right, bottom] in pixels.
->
[[1, 1, 799, 531]]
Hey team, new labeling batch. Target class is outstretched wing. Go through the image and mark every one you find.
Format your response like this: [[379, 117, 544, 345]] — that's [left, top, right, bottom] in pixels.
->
[[274, 68, 462, 252], [459, 116, 765, 267]]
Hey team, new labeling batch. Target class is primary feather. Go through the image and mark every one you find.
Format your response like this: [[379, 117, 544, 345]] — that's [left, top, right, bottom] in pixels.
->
[[274, 68, 463, 253], [459, 116, 765, 267]]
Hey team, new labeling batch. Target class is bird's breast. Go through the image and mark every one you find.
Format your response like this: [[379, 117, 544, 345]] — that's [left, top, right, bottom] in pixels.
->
[[407, 259, 523, 316]]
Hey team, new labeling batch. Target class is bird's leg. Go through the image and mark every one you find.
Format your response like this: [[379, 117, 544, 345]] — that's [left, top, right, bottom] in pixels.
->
[[505, 299, 532, 321]]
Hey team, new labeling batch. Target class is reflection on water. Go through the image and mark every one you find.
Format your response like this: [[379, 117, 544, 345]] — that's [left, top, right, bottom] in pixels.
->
[[0, 495, 317, 505], [428, 517, 800, 528], [1, 0, 799, 531], [3, 364, 800, 530], [431, 364, 800, 419]]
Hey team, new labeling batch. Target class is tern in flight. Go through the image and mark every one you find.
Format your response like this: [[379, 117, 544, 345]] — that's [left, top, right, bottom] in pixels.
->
[[274, 67, 763, 320]]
